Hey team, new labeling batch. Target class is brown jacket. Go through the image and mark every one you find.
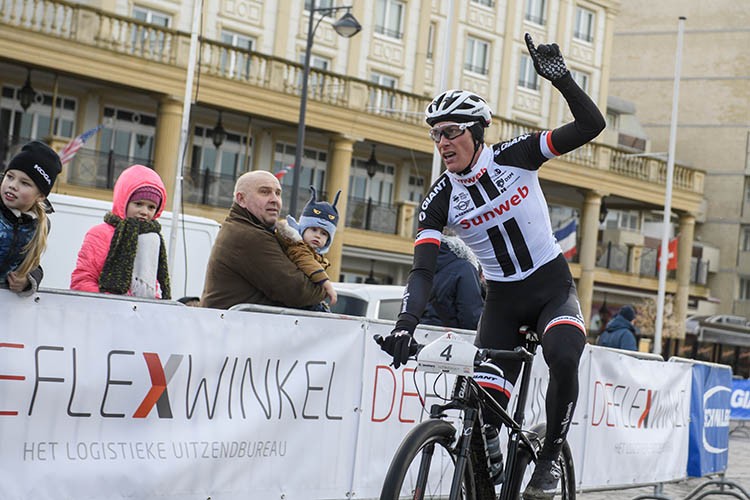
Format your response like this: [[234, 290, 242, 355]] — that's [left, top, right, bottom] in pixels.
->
[[200, 203, 326, 310]]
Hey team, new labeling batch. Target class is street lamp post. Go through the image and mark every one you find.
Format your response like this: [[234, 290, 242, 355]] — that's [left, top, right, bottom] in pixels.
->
[[289, 1, 361, 216]]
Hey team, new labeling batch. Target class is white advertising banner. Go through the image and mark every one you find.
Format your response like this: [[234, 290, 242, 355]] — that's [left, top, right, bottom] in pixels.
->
[[1, 290, 698, 498], [352, 327, 471, 498], [1, 290, 366, 500], [577, 346, 692, 488]]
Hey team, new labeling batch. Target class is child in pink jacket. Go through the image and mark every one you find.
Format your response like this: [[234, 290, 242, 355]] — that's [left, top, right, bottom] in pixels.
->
[[70, 164, 171, 299]]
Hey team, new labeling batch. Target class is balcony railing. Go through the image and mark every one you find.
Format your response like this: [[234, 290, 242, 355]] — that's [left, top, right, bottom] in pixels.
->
[[346, 198, 398, 234], [597, 241, 709, 285], [1, 0, 705, 196], [66, 148, 151, 189], [183, 168, 235, 208]]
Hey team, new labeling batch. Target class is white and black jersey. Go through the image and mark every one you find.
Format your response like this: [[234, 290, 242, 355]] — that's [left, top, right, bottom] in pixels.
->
[[396, 73, 605, 334], [417, 132, 561, 282]]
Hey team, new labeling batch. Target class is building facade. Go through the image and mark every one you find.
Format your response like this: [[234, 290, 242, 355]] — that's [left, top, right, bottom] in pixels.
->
[[0, 0, 714, 347], [608, 0, 750, 318]]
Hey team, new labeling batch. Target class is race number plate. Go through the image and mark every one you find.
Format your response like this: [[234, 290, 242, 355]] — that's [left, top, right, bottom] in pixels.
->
[[417, 332, 478, 375]]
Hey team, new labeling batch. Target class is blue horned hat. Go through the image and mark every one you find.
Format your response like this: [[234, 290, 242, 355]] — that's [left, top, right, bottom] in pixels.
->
[[288, 186, 341, 254]]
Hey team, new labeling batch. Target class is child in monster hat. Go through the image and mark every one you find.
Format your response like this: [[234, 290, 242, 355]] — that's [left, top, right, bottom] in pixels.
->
[[275, 186, 340, 311]]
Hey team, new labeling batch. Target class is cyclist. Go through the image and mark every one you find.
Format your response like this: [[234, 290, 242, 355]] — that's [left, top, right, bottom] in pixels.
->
[[379, 33, 605, 500]]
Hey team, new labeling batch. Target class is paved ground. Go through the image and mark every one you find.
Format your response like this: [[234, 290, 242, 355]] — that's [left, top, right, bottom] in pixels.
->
[[576, 423, 750, 500]]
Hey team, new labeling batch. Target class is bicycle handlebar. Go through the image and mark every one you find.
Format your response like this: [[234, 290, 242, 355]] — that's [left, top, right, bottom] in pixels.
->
[[479, 346, 534, 364], [373, 334, 533, 366]]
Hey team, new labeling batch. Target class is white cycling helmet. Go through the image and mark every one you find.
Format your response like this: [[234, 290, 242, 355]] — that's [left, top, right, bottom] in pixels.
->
[[425, 89, 493, 127]]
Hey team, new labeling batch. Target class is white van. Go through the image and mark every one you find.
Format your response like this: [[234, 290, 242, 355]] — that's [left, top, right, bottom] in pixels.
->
[[330, 282, 406, 321], [42, 193, 221, 298]]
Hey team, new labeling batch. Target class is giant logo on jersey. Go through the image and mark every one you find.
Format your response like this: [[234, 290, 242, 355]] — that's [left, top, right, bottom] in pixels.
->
[[458, 185, 529, 229], [420, 177, 447, 212], [495, 134, 530, 154]]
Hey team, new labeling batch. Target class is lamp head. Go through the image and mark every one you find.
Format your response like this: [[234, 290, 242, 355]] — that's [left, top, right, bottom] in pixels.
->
[[212, 112, 227, 149], [365, 144, 379, 178], [333, 12, 361, 38], [19, 70, 35, 112]]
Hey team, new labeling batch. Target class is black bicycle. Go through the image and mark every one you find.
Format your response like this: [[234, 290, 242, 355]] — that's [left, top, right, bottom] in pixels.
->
[[375, 327, 575, 500]]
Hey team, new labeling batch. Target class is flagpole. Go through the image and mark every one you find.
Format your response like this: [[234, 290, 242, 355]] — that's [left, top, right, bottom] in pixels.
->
[[654, 16, 685, 357], [167, 0, 202, 271]]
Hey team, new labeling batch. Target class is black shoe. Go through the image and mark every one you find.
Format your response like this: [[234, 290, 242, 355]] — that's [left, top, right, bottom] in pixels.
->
[[522, 458, 561, 500]]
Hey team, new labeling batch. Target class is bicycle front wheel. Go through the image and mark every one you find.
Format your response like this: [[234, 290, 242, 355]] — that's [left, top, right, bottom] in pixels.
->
[[379, 419, 476, 500], [508, 424, 576, 500]]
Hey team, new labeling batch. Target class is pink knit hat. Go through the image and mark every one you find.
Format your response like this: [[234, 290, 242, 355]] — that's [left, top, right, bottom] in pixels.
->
[[129, 185, 162, 211]]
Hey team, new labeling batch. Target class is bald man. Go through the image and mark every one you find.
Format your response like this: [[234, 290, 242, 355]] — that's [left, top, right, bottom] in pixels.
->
[[200, 171, 326, 309]]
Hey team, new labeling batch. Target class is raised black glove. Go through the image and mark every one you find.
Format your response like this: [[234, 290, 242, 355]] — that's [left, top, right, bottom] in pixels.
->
[[524, 32, 570, 82], [378, 330, 418, 369]]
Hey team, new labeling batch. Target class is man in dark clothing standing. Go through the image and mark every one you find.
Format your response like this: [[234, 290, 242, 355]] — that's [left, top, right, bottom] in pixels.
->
[[597, 305, 638, 351], [421, 236, 484, 330]]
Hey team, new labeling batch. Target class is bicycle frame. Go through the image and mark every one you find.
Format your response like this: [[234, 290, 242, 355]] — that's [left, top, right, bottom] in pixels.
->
[[424, 333, 540, 500]]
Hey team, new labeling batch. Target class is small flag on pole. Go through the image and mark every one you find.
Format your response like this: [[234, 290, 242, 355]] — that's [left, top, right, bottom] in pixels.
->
[[274, 164, 294, 180], [554, 218, 577, 260], [58, 125, 104, 165], [657, 236, 679, 271]]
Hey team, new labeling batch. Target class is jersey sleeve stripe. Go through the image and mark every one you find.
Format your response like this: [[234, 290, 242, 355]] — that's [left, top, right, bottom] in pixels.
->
[[415, 229, 442, 247], [540, 130, 561, 158]]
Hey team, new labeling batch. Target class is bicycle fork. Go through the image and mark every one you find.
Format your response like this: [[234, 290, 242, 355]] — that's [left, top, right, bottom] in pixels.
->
[[450, 407, 478, 500]]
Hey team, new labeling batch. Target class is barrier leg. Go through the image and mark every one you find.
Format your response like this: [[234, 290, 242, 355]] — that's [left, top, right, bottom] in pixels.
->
[[632, 483, 672, 500]]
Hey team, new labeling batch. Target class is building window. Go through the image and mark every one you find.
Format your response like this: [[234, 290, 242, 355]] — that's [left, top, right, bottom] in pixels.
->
[[188, 124, 251, 206], [299, 54, 331, 99], [273, 142, 327, 209], [1, 85, 77, 142], [407, 175, 425, 202], [350, 155, 395, 204], [464, 37, 489, 75], [570, 69, 590, 93], [604, 209, 640, 231], [743, 226, 750, 252], [191, 124, 249, 179], [375, 0, 404, 40], [740, 277, 750, 300], [220, 30, 255, 80], [606, 110, 618, 130], [518, 54, 539, 90], [133, 5, 170, 26], [471, 0, 494, 7], [745, 178, 750, 205], [574, 6, 595, 43], [524, 0, 546, 25], [101, 106, 157, 162], [426, 22, 436, 60], [304, 0, 333, 10], [369, 72, 398, 113], [132, 6, 172, 56]]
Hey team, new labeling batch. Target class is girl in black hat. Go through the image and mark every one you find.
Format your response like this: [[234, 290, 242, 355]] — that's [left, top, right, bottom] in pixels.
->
[[0, 140, 62, 295]]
